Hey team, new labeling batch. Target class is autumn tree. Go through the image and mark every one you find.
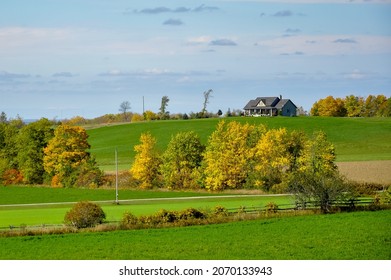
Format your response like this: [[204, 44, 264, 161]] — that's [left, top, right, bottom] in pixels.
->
[[16, 118, 54, 184], [143, 110, 158, 121], [161, 131, 204, 189], [202, 121, 261, 191], [310, 96, 346, 117], [130, 132, 161, 189], [43, 124, 101, 187], [252, 128, 293, 192]]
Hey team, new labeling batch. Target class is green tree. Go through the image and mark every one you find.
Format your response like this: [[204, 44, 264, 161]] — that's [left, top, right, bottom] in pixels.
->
[[288, 131, 349, 213], [161, 131, 204, 189], [16, 118, 54, 184], [159, 96, 170, 120], [130, 132, 161, 189]]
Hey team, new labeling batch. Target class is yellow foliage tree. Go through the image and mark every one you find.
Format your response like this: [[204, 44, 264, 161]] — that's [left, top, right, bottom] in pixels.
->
[[202, 121, 262, 191], [296, 131, 336, 175], [252, 128, 292, 191], [130, 132, 161, 189], [43, 125, 92, 187]]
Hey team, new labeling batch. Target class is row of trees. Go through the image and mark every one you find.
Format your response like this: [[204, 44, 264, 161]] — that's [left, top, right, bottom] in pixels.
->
[[311, 94, 391, 117], [0, 115, 101, 187], [130, 121, 346, 211]]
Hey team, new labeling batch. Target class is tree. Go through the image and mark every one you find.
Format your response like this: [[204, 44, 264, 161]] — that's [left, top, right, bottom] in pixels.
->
[[288, 131, 349, 213], [311, 96, 346, 117], [252, 128, 292, 192], [0, 112, 7, 123], [202, 121, 261, 191], [159, 96, 170, 120], [161, 131, 204, 189], [0, 120, 22, 177], [201, 89, 213, 117], [43, 125, 96, 187], [119, 101, 131, 121], [130, 132, 161, 189], [16, 118, 54, 184], [344, 95, 364, 117], [143, 110, 158, 121]]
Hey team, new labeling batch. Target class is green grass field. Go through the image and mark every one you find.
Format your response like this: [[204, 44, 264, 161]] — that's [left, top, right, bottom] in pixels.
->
[[87, 117, 391, 171], [0, 186, 292, 227], [1, 210, 389, 260]]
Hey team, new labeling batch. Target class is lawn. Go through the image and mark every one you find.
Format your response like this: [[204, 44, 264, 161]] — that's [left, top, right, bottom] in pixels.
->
[[0, 189, 292, 227], [1, 210, 389, 260], [87, 117, 391, 171]]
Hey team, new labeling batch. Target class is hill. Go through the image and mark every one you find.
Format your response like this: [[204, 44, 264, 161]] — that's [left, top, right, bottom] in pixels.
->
[[87, 117, 391, 171]]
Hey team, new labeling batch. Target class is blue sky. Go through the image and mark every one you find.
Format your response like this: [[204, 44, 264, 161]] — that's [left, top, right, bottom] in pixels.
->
[[1, 0, 390, 119]]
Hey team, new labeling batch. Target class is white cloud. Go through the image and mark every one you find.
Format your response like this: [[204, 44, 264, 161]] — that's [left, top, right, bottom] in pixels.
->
[[256, 35, 391, 56], [186, 36, 213, 45]]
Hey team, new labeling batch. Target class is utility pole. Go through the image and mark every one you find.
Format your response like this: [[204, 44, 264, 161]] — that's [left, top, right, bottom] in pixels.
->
[[115, 148, 119, 205]]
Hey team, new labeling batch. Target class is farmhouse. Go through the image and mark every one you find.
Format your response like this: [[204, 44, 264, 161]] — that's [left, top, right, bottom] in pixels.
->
[[243, 96, 297, 117]]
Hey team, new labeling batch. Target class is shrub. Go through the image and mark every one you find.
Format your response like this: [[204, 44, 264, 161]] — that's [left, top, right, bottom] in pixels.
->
[[266, 202, 279, 213], [213, 205, 229, 216], [64, 201, 106, 229], [120, 212, 139, 229], [2, 169, 24, 185]]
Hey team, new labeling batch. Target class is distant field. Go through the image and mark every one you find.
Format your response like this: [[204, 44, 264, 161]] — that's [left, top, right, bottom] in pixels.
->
[[1, 210, 389, 260], [337, 160, 391, 184], [87, 117, 391, 171]]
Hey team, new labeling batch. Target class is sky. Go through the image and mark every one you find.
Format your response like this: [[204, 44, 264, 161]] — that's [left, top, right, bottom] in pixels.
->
[[0, 0, 390, 120]]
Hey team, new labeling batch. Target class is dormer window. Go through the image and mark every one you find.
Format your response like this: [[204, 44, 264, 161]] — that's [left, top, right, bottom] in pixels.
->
[[257, 100, 266, 107]]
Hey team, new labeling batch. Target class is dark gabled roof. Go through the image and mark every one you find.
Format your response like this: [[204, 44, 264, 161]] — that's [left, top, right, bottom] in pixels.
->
[[243, 97, 280, 110], [275, 99, 297, 109], [244, 97, 297, 110]]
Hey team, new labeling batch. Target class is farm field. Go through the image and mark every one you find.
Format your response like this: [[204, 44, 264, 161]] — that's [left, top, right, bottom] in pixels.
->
[[0, 186, 292, 228], [87, 117, 391, 171], [1, 210, 389, 260]]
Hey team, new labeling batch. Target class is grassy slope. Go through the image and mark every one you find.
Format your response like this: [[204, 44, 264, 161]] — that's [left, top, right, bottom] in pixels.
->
[[87, 117, 391, 171], [1, 210, 389, 260]]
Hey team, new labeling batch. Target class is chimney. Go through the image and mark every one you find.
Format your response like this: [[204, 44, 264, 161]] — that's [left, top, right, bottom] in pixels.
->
[[279, 95, 282, 100]]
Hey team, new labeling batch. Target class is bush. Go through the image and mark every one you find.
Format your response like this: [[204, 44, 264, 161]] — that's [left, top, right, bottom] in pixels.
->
[[2, 169, 24, 185], [64, 201, 106, 229], [266, 202, 279, 213]]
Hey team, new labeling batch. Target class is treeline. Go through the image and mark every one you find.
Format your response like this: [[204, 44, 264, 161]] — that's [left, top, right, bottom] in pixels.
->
[[130, 121, 338, 193], [0, 115, 102, 187], [61, 109, 243, 126], [311, 94, 391, 117]]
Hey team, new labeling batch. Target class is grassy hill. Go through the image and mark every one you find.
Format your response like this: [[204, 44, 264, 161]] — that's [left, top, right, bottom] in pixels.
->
[[87, 117, 391, 171]]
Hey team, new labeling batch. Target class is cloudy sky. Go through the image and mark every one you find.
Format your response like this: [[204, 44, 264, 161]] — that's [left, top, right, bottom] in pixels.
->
[[1, 0, 390, 119]]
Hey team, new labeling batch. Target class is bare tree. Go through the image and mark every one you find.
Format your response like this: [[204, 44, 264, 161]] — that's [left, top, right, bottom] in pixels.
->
[[119, 101, 131, 121], [201, 89, 213, 117]]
